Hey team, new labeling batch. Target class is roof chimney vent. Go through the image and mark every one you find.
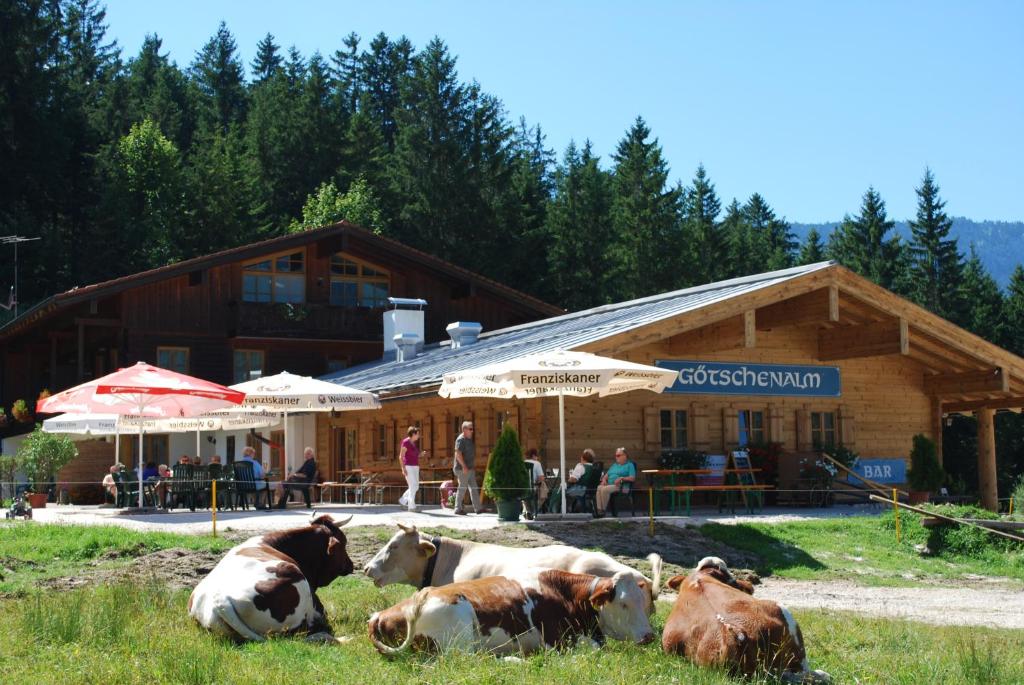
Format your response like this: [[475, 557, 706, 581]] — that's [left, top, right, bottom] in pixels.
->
[[394, 333, 420, 362], [446, 321, 483, 349], [383, 297, 427, 360]]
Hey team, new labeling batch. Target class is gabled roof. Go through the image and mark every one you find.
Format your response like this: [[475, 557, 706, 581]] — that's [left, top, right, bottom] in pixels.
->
[[0, 222, 562, 338], [321, 261, 836, 395]]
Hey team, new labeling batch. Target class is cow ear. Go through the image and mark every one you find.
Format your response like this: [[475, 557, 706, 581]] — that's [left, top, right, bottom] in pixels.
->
[[666, 574, 687, 591], [589, 579, 615, 608], [397, 522, 417, 534], [417, 540, 436, 558], [733, 579, 755, 595]]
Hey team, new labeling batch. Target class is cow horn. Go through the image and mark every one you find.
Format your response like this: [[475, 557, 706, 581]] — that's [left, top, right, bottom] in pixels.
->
[[335, 514, 353, 528], [396, 522, 417, 534]]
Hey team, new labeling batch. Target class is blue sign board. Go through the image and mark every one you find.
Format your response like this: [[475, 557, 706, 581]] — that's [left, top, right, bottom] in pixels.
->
[[656, 360, 841, 397], [848, 459, 906, 485]]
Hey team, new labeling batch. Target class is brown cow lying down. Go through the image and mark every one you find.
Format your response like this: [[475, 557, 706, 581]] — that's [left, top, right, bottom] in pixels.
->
[[189, 514, 354, 642], [662, 557, 831, 684], [369, 568, 655, 655]]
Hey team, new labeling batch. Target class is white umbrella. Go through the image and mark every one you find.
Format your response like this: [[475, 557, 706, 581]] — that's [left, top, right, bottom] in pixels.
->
[[438, 350, 678, 514], [230, 371, 380, 472]]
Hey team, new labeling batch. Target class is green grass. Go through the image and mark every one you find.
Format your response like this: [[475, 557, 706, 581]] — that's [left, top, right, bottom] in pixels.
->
[[700, 514, 1024, 585], [0, 521, 235, 594], [1, 577, 1023, 684]]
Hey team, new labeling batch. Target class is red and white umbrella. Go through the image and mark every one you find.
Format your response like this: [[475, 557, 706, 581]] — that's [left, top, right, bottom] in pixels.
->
[[38, 362, 245, 507]]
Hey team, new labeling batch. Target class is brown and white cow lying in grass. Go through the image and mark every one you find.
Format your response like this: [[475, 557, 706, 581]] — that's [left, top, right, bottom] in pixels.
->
[[363, 523, 662, 614], [369, 568, 654, 655], [189, 514, 354, 643], [662, 557, 831, 684]]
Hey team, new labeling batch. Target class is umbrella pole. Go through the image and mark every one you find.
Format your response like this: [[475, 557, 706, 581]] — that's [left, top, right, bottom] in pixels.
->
[[138, 423, 145, 509], [114, 426, 120, 467], [196, 429, 200, 462], [559, 391, 567, 516]]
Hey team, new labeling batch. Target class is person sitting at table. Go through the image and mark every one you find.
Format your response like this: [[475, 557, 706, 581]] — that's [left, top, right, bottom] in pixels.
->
[[274, 447, 318, 509], [522, 448, 549, 519], [153, 464, 171, 508], [566, 449, 596, 498], [239, 446, 269, 504], [101, 464, 120, 504], [141, 461, 159, 481], [594, 447, 636, 518], [191, 455, 202, 466]]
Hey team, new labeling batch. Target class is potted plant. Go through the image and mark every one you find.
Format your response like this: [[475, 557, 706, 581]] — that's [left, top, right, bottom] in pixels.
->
[[907, 434, 944, 504], [11, 399, 31, 423], [37, 388, 51, 402], [0, 408, 7, 427], [15, 425, 78, 509], [482, 423, 530, 522]]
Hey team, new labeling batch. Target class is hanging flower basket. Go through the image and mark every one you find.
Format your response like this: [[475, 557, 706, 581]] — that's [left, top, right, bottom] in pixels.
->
[[11, 399, 31, 423]]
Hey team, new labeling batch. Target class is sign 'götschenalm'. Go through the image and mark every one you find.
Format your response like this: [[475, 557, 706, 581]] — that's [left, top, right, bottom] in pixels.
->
[[656, 360, 841, 397]]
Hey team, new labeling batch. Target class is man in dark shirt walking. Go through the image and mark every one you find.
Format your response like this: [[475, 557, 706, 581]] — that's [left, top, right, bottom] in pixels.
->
[[452, 421, 482, 515]]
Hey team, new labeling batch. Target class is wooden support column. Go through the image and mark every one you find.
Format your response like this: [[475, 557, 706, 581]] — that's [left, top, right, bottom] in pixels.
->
[[975, 407, 998, 511], [931, 397, 944, 467], [743, 310, 756, 348]]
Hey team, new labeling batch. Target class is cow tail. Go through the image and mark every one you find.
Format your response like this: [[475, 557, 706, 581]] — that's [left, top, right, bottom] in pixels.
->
[[370, 590, 427, 656], [217, 597, 266, 642], [646, 553, 663, 600]]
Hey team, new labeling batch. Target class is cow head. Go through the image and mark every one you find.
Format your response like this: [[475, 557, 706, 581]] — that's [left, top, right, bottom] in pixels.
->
[[311, 514, 355, 585], [667, 557, 754, 596], [589, 572, 655, 644], [363, 523, 437, 588]]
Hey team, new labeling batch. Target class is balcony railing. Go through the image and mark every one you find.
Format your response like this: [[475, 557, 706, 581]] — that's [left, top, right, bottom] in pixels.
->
[[233, 302, 382, 341]]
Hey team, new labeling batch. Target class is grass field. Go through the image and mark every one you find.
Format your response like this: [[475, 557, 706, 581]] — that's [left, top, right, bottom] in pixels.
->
[[2, 520, 1024, 683], [699, 513, 1024, 586]]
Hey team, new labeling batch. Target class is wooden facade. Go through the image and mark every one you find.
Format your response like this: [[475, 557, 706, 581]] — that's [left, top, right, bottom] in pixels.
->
[[316, 265, 1024, 510], [0, 223, 562, 439]]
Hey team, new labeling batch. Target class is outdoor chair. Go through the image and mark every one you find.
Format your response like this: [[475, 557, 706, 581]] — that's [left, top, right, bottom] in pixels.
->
[[279, 471, 318, 508], [232, 461, 271, 510], [567, 462, 602, 514], [168, 463, 198, 511], [608, 461, 638, 517]]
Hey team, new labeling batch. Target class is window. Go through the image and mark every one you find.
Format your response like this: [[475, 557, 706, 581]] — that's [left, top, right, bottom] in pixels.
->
[[233, 350, 264, 383], [660, 409, 688, 449], [811, 411, 837, 450], [329, 253, 390, 307], [156, 347, 189, 374], [738, 410, 765, 446], [242, 250, 305, 303]]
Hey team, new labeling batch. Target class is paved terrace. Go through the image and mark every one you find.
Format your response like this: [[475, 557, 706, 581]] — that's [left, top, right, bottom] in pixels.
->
[[29, 503, 884, 535]]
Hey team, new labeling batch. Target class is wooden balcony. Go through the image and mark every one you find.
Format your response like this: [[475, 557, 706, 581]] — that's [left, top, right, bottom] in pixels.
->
[[232, 302, 382, 341]]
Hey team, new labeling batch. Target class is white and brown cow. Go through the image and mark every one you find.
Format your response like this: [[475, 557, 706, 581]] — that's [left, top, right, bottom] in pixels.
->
[[188, 514, 355, 642], [662, 557, 831, 684], [363, 523, 662, 614], [369, 568, 654, 655]]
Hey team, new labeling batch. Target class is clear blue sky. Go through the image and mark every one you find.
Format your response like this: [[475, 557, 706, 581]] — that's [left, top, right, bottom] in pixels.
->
[[102, 0, 1023, 223]]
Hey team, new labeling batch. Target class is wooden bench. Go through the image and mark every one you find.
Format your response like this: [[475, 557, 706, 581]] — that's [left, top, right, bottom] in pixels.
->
[[663, 484, 775, 515]]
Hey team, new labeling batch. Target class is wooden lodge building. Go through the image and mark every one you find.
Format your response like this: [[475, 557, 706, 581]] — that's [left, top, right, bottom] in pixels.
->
[[0, 222, 561, 486], [319, 261, 1024, 511]]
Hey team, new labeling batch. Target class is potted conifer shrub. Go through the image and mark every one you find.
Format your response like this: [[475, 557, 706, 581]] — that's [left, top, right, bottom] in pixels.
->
[[16, 425, 78, 508], [482, 423, 530, 522], [907, 433, 944, 504]]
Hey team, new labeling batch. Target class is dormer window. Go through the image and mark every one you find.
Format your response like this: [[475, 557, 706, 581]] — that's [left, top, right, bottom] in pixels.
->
[[242, 250, 305, 303], [330, 253, 389, 307]]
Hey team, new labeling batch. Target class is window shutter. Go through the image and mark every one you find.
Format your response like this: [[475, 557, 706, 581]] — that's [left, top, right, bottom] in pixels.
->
[[643, 407, 660, 454], [723, 408, 739, 451], [478, 407, 494, 455], [768, 404, 785, 446], [795, 408, 812, 451], [438, 411, 451, 460], [838, 405, 856, 448], [690, 403, 710, 451], [386, 421, 396, 459]]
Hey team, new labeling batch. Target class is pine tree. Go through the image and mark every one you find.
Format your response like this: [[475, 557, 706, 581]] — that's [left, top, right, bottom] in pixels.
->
[[190, 22, 247, 136], [828, 187, 900, 289], [908, 168, 963, 320], [251, 33, 282, 83], [357, 33, 413, 152], [721, 199, 752, 278], [958, 244, 1005, 345], [741, 193, 795, 270], [799, 228, 826, 264], [608, 116, 682, 299], [1004, 265, 1024, 357], [545, 141, 615, 310], [681, 164, 726, 284], [114, 35, 196, 151]]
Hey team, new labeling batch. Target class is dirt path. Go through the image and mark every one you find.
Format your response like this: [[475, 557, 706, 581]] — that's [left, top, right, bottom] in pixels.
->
[[736, 577, 1024, 629]]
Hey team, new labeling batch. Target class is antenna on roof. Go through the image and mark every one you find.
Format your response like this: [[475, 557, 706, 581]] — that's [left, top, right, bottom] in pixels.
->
[[1, 235, 40, 317]]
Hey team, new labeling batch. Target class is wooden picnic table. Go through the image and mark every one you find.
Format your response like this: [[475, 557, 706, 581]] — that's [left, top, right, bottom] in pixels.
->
[[643, 468, 763, 515]]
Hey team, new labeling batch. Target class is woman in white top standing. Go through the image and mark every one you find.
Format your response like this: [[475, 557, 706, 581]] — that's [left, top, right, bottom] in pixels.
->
[[398, 426, 428, 511]]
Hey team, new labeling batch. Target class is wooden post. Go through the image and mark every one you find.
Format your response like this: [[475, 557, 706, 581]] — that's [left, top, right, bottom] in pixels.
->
[[893, 488, 901, 543], [931, 397, 944, 467], [975, 407, 998, 512], [211, 479, 217, 537]]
